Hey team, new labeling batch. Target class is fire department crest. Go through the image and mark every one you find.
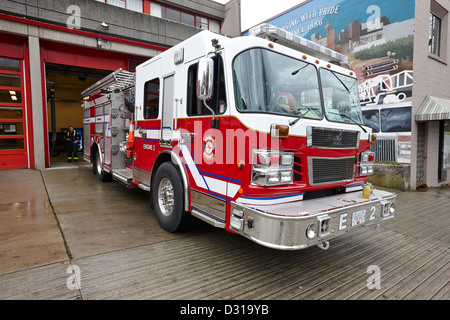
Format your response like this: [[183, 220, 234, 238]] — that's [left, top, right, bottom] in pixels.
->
[[203, 136, 216, 160]]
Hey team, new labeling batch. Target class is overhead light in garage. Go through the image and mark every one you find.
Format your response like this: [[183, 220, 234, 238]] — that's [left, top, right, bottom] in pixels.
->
[[9, 91, 17, 101]]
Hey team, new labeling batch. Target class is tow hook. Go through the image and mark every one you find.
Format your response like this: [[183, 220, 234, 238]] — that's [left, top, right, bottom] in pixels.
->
[[370, 223, 380, 231], [317, 241, 330, 250]]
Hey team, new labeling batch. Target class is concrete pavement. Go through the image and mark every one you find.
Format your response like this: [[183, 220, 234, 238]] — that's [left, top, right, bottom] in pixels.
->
[[0, 162, 449, 300]]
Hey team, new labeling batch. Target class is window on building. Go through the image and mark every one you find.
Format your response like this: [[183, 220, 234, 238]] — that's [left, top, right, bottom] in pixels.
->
[[166, 7, 181, 22], [147, 1, 220, 32], [107, 0, 126, 9], [150, 2, 162, 17], [144, 78, 160, 119], [96, 0, 143, 13], [442, 120, 450, 169], [127, 0, 143, 12], [197, 16, 209, 30], [182, 12, 195, 27], [209, 19, 221, 33], [429, 12, 442, 57]]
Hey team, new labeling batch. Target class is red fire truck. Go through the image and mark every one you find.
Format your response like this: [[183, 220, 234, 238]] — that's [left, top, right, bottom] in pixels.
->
[[81, 24, 396, 250]]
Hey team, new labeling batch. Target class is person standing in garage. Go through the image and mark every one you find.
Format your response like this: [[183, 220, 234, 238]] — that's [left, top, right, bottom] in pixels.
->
[[66, 126, 81, 162]]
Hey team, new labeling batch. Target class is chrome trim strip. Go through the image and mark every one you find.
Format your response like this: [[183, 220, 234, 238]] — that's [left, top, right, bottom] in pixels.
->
[[306, 126, 360, 149]]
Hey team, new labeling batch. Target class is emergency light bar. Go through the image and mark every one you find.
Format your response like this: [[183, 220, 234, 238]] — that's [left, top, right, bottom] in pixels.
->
[[249, 23, 349, 65]]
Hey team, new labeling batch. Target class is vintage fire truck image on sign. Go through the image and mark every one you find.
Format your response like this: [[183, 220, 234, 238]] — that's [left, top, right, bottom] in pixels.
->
[[81, 24, 396, 250]]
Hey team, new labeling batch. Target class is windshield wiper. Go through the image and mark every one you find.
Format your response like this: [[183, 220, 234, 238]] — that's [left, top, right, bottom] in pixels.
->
[[291, 64, 308, 76], [328, 110, 367, 133], [289, 107, 319, 126], [289, 114, 302, 126], [330, 70, 352, 93], [341, 114, 367, 133]]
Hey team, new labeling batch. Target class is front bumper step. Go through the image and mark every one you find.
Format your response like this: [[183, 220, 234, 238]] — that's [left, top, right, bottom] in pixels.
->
[[229, 189, 396, 250]]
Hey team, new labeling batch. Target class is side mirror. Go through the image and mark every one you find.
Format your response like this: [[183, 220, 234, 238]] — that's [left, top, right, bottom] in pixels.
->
[[197, 57, 214, 101]]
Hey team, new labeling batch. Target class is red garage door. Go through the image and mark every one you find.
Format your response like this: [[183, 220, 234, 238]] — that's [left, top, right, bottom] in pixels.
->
[[0, 56, 28, 169]]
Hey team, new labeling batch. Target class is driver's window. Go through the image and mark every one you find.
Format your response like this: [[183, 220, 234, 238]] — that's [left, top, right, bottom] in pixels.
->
[[187, 56, 227, 116]]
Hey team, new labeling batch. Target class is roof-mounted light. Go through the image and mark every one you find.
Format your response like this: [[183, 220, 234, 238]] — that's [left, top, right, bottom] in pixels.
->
[[248, 23, 349, 64]]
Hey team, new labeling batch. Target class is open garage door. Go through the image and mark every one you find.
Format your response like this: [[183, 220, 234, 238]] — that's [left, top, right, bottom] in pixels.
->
[[45, 64, 110, 167]]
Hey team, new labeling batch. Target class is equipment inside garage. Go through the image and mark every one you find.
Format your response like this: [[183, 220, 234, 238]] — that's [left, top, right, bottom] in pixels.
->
[[45, 64, 110, 166]]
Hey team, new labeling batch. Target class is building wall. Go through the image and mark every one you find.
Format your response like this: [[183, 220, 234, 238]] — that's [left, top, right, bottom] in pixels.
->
[[1, 0, 224, 48], [0, 0, 232, 170], [411, 0, 450, 188]]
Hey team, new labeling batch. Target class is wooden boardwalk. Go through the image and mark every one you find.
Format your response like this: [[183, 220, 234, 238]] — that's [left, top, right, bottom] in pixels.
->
[[54, 191, 450, 300], [70, 189, 450, 300], [0, 167, 448, 301]]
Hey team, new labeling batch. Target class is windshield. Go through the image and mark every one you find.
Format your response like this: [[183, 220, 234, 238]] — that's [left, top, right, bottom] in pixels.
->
[[233, 48, 322, 119], [320, 68, 363, 125], [362, 109, 380, 133]]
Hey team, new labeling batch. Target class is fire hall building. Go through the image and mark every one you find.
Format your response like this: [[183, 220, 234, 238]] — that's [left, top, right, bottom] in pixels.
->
[[0, 0, 240, 170]]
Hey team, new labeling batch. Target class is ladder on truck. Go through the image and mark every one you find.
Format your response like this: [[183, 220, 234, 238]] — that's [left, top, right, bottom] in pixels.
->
[[248, 23, 349, 65], [81, 68, 135, 99], [81, 68, 137, 188]]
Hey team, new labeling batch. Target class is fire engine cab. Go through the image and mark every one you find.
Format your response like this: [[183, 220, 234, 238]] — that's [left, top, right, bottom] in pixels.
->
[[81, 24, 396, 250]]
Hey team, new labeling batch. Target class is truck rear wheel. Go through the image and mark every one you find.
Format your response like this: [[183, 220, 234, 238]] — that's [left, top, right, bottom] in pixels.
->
[[152, 162, 190, 232], [93, 148, 111, 182]]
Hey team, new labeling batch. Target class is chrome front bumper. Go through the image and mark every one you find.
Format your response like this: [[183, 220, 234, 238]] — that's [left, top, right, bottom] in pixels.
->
[[229, 189, 396, 250]]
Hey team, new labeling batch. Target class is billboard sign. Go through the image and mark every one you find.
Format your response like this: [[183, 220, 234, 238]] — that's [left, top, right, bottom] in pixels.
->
[[263, 0, 415, 106]]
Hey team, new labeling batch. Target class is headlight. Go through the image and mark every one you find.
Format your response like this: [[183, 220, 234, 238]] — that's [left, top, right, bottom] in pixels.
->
[[359, 151, 375, 176], [252, 168, 293, 186], [251, 150, 294, 186]]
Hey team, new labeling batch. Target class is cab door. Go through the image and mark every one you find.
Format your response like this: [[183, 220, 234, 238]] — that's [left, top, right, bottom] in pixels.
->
[[182, 55, 237, 222]]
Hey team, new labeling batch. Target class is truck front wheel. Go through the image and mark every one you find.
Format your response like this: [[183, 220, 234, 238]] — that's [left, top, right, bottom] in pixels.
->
[[152, 162, 190, 232]]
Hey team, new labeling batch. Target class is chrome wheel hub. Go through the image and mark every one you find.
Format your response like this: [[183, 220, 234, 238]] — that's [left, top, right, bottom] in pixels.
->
[[158, 177, 174, 216]]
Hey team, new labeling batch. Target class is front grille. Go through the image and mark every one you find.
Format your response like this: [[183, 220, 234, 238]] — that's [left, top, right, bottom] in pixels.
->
[[308, 127, 360, 149], [371, 138, 397, 162], [309, 157, 356, 185]]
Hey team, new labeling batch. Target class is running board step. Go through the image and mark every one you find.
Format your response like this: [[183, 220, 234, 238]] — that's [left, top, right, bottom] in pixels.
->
[[191, 208, 226, 228], [112, 168, 133, 186]]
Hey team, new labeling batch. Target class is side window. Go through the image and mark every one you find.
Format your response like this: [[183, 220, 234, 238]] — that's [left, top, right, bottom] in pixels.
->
[[144, 78, 160, 119], [187, 56, 227, 116], [380, 107, 412, 133]]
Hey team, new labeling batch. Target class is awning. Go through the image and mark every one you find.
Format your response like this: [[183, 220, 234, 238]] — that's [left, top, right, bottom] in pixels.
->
[[416, 96, 450, 121]]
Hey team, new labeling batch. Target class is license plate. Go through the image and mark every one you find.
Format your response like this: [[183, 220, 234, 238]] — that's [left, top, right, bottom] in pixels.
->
[[352, 210, 366, 226]]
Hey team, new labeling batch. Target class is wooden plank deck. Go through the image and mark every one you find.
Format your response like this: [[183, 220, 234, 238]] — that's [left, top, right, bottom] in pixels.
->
[[71, 190, 449, 300], [0, 166, 448, 301]]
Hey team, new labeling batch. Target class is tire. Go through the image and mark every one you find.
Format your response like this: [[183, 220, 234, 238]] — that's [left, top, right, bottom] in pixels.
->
[[93, 148, 111, 182], [152, 162, 190, 233]]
